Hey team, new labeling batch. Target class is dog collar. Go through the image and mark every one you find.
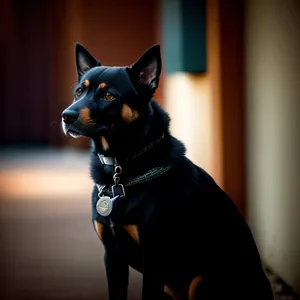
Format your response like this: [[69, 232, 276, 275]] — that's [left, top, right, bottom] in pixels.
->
[[122, 165, 171, 186], [97, 165, 172, 193], [97, 133, 165, 166], [97, 154, 117, 166]]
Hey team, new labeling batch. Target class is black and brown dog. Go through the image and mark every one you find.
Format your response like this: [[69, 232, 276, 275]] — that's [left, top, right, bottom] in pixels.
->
[[62, 43, 274, 300]]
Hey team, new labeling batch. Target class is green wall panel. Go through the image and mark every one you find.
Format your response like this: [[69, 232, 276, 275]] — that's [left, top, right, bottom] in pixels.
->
[[162, 0, 207, 73]]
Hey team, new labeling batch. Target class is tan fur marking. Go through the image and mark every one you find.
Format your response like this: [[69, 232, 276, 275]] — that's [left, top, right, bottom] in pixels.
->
[[99, 82, 107, 89], [80, 108, 92, 124], [84, 79, 90, 87], [123, 225, 139, 243], [121, 104, 139, 124], [100, 136, 109, 151], [164, 285, 182, 300], [94, 221, 104, 240], [188, 276, 203, 300]]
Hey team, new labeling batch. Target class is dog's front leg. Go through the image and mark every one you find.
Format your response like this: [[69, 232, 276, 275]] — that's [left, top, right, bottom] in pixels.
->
[[94, 221, 129, 300], [104, 248, 129, 300], [140, 228, 165, 300]]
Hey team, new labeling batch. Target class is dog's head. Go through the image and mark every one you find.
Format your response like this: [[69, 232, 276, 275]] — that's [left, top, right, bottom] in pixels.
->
[[61, 43, 161, 142]]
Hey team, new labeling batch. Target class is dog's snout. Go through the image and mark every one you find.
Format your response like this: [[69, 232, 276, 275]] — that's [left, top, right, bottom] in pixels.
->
[[62, 110, 79, 125]]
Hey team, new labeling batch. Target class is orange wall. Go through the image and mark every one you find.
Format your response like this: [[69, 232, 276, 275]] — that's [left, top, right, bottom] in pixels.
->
[[209, 0, 245, 214]]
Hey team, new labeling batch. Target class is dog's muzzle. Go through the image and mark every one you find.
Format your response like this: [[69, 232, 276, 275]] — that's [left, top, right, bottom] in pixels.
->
[[61, 109, 82, 138]]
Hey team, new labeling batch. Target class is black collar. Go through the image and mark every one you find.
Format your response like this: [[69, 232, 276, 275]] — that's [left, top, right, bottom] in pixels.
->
[[97, 132, 171, 188], [97, 132, 165, 166]]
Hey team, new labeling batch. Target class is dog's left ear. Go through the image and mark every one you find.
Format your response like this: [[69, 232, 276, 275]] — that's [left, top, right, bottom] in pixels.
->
[[129, 45, 161, 94], [75, 43, 101, 80]]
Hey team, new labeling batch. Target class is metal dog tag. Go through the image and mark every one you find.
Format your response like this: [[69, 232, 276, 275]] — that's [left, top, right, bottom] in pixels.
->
[[96, 195, 119, 217], [96, 196, 113, 217]]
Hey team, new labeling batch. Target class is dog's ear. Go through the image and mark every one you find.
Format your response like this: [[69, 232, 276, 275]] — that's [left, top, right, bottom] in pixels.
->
[[75, 43, 101, 80], [129, 45, 161, 95]]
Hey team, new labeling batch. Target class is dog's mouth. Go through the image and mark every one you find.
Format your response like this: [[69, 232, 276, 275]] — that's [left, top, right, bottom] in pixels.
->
[[66, 128, 82, 138], [62, 121, 111, 138]]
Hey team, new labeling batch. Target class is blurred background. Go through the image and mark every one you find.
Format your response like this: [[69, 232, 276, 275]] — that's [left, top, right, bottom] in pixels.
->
[[1, 0, 300, 299]]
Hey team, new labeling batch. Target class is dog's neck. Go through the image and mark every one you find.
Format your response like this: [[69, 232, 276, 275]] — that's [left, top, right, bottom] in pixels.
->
[[89, 101, 186, 187], [91, 101, 169, 165]]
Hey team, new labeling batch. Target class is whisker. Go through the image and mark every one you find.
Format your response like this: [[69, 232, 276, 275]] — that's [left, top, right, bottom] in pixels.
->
[[69, 81, 78, 88], [48, 120, 57, 128]]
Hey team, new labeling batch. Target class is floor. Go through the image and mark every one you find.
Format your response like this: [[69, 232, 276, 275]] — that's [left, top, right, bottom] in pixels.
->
[[0, 148, 298, 300], [0, 149, 142, 300]]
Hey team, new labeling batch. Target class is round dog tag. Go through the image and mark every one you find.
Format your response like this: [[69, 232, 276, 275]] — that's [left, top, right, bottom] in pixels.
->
[[96, 196, 113, 217]]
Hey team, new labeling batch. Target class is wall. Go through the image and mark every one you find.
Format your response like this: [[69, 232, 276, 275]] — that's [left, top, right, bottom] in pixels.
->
[[245, 0, 300, 293], [165, 74, 213, 172], [2, 0, 161, 149], [50, 0, 162, 149], [164, 0, 245, 213]]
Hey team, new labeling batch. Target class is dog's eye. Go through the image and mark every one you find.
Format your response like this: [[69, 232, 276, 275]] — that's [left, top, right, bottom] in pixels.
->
[[75, 88, 83, 97], [104, 92, 115, 101]]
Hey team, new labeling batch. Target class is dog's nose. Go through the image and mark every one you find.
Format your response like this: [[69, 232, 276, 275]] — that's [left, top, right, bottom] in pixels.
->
[[62, 110, 79, 124]]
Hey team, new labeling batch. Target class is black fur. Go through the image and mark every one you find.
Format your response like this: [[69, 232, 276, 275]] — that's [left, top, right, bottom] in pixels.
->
[[62, 44, 274, 300]]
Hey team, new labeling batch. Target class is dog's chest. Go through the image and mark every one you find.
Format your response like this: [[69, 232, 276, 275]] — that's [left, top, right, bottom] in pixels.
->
[[114, 224, 140, 244], [95, 220, 143, 271]]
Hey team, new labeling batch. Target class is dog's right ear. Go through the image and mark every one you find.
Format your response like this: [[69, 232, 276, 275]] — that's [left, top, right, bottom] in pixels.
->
[[75, 43, 101, 80]]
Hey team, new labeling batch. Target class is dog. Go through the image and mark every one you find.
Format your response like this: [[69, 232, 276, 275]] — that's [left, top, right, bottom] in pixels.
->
[[61, 43, 274, 300]]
